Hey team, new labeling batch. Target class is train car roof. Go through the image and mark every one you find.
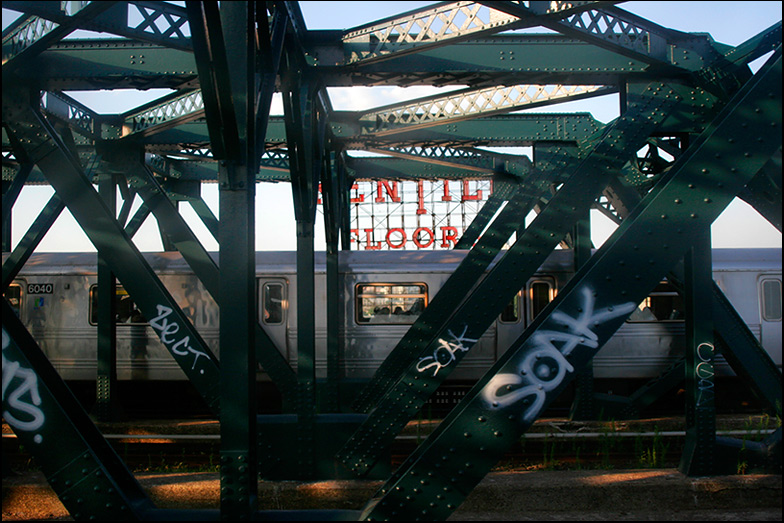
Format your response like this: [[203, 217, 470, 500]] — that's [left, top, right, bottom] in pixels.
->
[[712, 248, 782, 272], [4, 248, 780, 276]]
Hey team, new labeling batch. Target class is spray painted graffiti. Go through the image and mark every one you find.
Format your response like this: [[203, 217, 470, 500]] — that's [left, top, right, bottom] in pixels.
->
[[416, 325, 479, 377], [2, 330, 45, 443], [149, 304, 210, 372], [695, 342, 715, 407], [482, 286, 636, 424]]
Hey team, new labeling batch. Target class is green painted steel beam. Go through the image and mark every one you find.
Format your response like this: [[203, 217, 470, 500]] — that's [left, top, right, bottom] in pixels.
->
[[737, 148, 782, 232], [680, 230, 717, 476], [360, 48, 782, 520], [345, 155, 488, 180], [338, 1, 615, 66], [121, 90, 205, 138], [2, 300, 155, 520], [2, 193, 64, 290], [3, 1, 193, 51], [722, 21, 782, 67], [342, 81, 682, 476], [12, 39, 198, 91], [350, 84, 614, 137], [595, 138, 781, 419], [187, 1, 263, 518], [4, 85, 222, 414], [13, 32, 687, 90], [311, 33, 662, 87], [453, 190, 505, 249], [280, 61, 325, 478], [363, 145, 518, 175], [710, 280, 783, 417], [2, 2, 114, 70], [485, 1, 720, 72], [333, 113, 604, 148], [95, 174, 121, 421]]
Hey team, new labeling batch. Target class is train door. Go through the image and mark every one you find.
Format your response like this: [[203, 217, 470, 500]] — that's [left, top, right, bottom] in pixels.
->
[[497, 290, 525, 355], [496, 277, 555, 355], [758, 275, 782, 368], [527, 279, 555, 325], [258, 278, 289, 360]]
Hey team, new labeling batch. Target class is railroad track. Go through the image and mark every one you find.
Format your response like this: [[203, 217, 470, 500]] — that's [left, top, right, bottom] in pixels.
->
[[4, 415, 777, 474]]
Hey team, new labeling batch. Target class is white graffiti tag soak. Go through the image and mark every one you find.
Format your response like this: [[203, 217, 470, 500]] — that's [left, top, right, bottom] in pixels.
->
[[482, 287, 635, 424], [417, 325, 478, 377], [2, 330, 45, 443], [149, 305, 210, 372]]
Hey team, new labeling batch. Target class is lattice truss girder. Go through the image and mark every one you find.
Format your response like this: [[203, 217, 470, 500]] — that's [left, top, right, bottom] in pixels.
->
[[340, 0, 612, 64], [4, 2, 780, 236]]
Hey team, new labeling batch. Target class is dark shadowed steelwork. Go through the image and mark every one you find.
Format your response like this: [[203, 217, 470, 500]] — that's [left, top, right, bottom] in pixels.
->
[[2, 2, 781, 520]]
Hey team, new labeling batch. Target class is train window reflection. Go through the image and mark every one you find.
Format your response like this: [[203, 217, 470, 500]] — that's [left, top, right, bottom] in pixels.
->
[[529, 280, 554, 322], [89, 285, 147, 325], [356, 283, 427, 324], [761, 278, 782, 321], [628, 281, 684, 322], [4, 284, 22, 318], [500, 292, 520, 323], [263, 282, 285, 325]]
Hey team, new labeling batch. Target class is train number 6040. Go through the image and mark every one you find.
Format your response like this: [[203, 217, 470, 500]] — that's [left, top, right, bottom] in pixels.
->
[[27, 283, 54, 294]]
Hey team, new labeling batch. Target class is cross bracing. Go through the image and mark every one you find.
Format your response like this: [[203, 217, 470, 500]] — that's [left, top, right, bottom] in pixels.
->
[[2, 1, 782, 521]]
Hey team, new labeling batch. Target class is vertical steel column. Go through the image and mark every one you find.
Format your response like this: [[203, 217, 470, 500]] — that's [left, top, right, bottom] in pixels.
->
[[95, 174, 120, 421], [569, 210, 595, 420], [158, 201, 177, 252], [322, 151, 343, 412], [282, 55, 322, 474], [216, 2, 258, 518], [680, 229, 716, 475]]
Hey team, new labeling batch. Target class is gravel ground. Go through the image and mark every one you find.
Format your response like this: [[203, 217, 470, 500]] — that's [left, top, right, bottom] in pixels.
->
[[3, 468, 781, 521]]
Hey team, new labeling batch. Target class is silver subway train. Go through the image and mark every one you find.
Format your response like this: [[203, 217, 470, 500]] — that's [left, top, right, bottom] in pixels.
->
[[3, 249, 781, 385]]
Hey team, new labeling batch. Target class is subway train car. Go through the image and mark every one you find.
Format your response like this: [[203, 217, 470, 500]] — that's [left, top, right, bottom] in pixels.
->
[[3, 249, 781, 392]]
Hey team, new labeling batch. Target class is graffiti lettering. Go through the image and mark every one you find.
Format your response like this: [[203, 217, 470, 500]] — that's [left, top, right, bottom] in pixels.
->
[[482, 287, 635, 424], [149, 305, 210, 372], [2, 330, 45, 443], [695, 342, 715, 407], [149, 304, 180, 343], [417, 325, 478, 377]]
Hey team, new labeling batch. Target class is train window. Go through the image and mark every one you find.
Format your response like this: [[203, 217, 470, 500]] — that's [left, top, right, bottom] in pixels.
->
[[4, 284, 22, 318], [262, 282, 285, 325], [356, 283, 427, 324], [761, 278, 782, 321], [89, 285, 147, 325], [500, 292, 521, 323], [528, 280, 554, 322], [628, 280, 684, 322]]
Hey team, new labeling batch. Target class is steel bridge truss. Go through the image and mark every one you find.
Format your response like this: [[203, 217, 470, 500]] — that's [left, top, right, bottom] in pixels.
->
[[2, 1, 782, 520]]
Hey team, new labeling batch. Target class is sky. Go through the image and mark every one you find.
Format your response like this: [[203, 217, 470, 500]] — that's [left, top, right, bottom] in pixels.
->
[[3, 1, 782, 253]]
